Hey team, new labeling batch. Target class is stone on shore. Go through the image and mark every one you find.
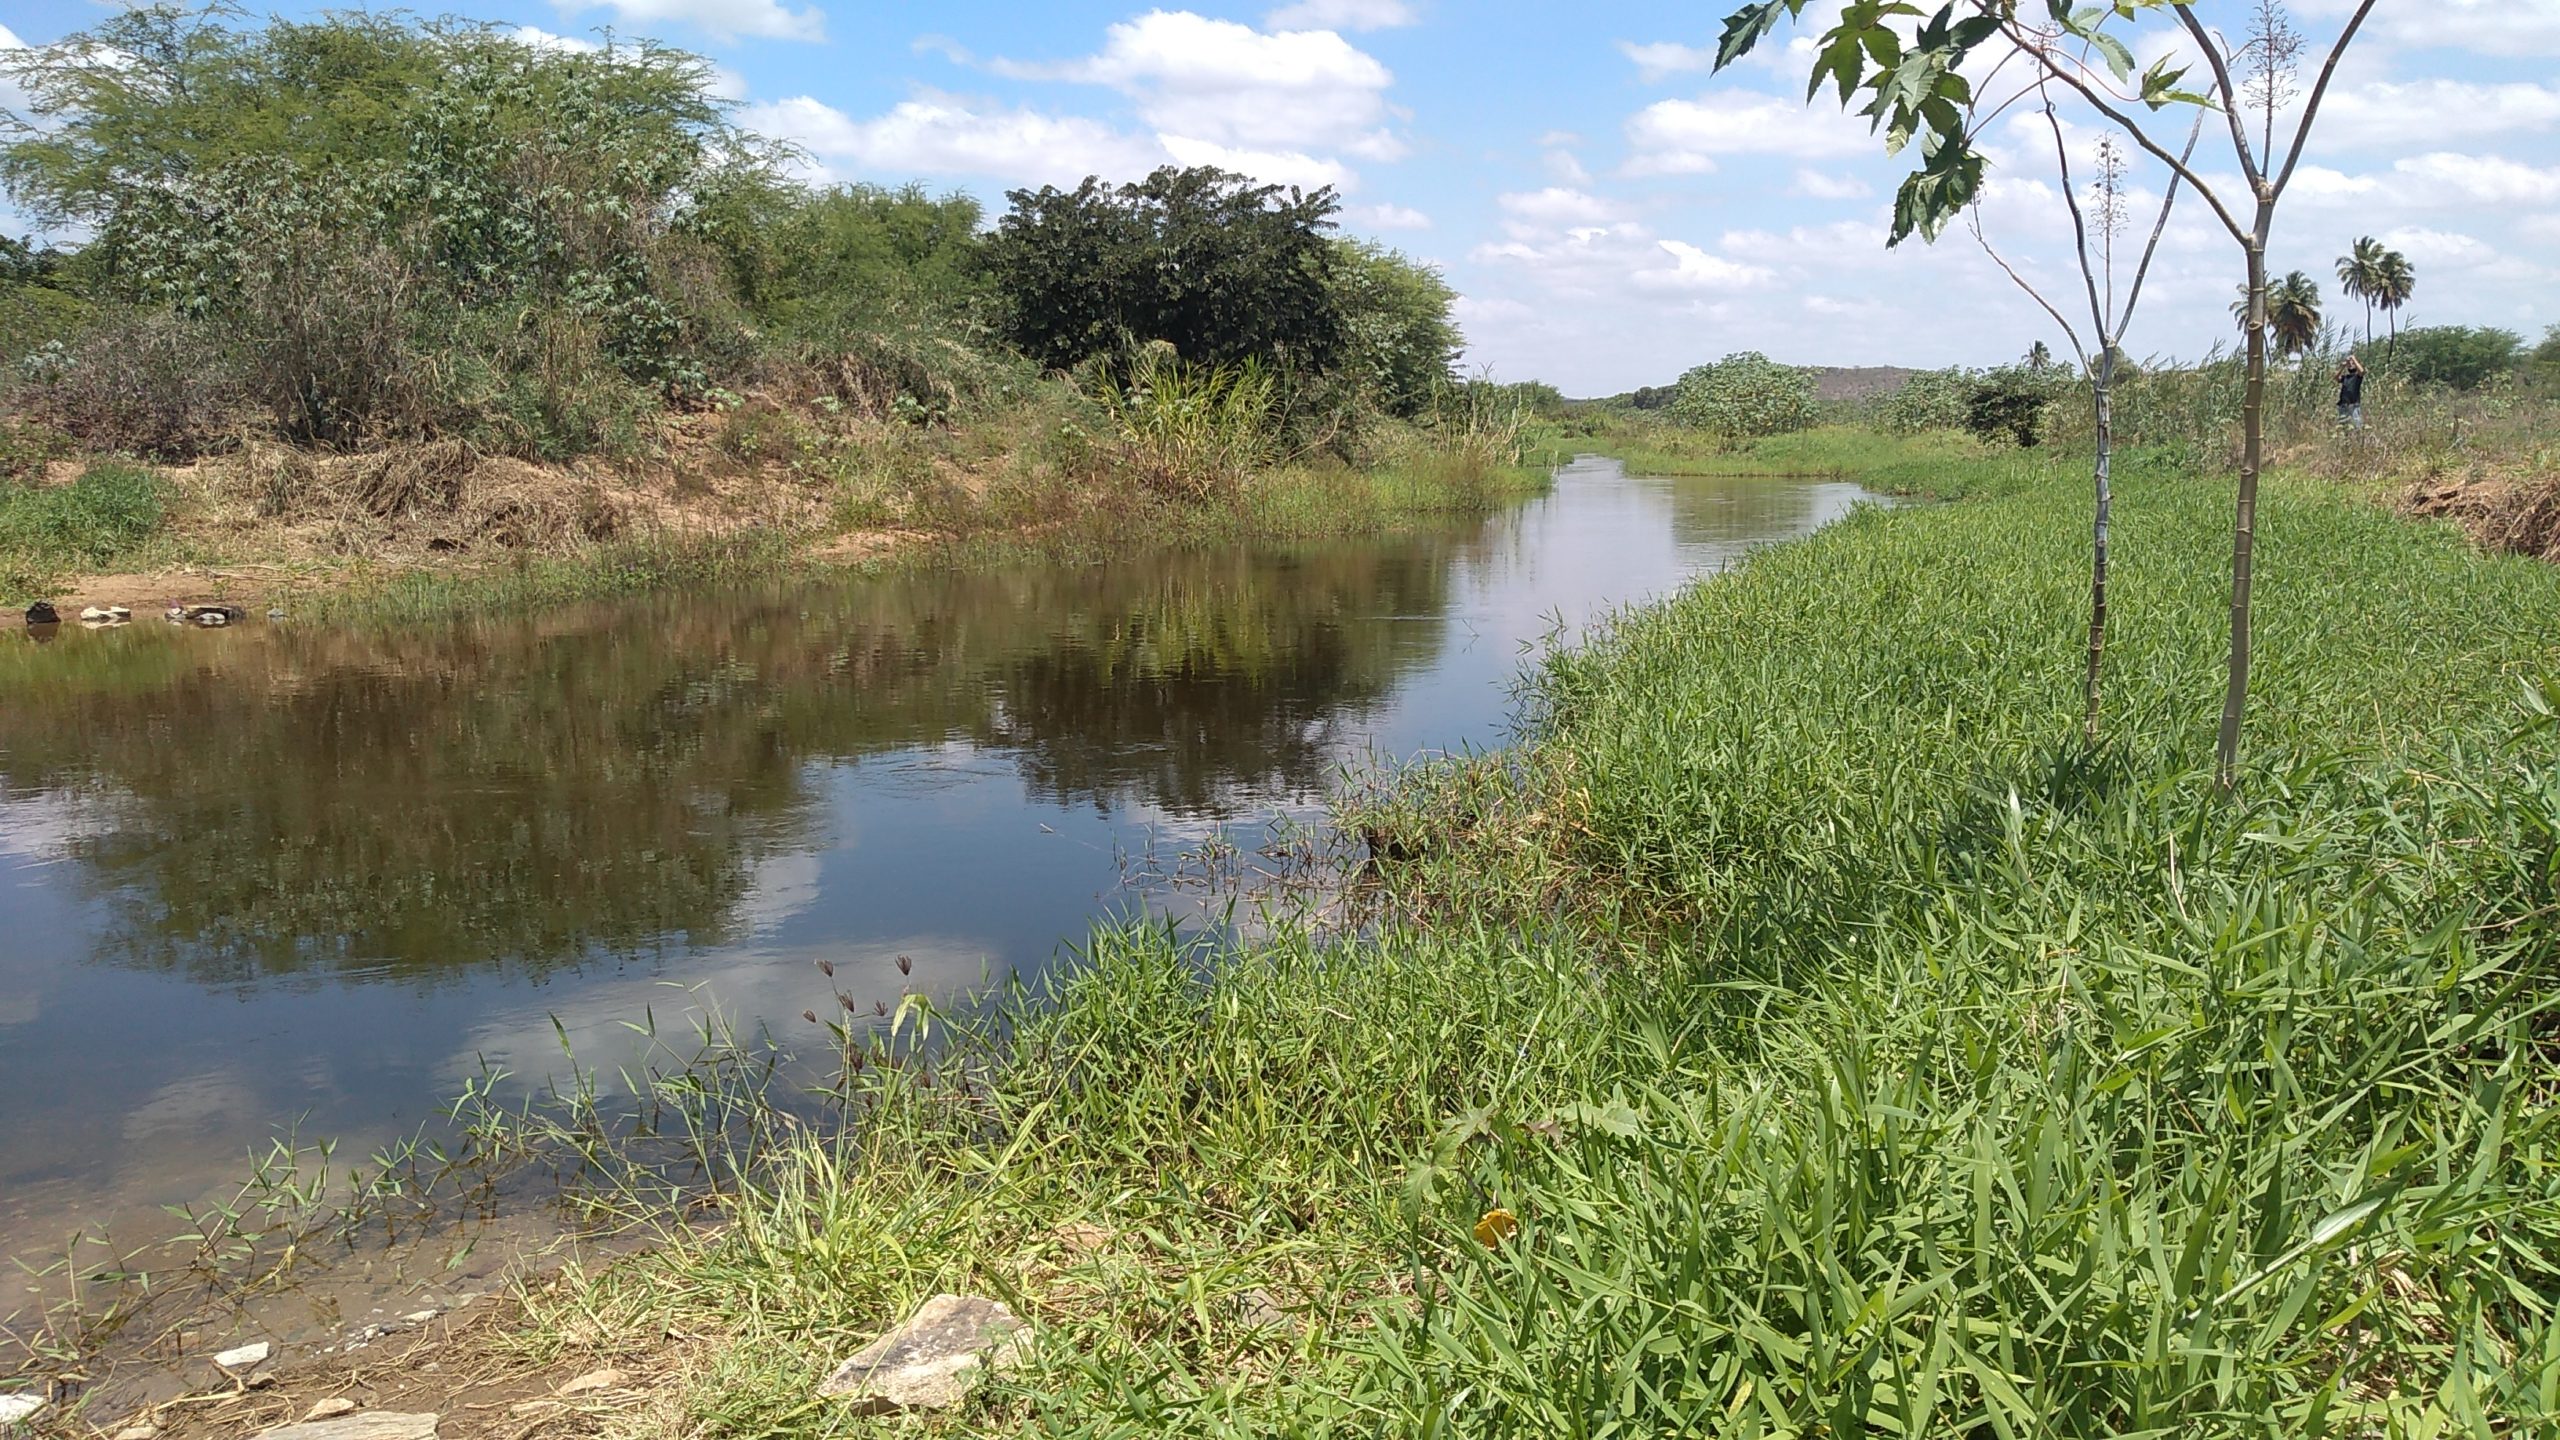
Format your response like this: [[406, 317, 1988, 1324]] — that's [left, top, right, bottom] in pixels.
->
[[215, 1340, 273, 1370], [304, 1398, 359, 1420], [0, 1392, 44, 1427], [555, 1367, 627, 1396], [252, 1412, 437, 1440], [817, 1294, 1025, 1414]]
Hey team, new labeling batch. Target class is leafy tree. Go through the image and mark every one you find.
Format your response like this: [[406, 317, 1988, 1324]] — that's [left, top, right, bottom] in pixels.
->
[[689, 175, 990, 338], [2335, 235, 2385, 346], [2386, 326, 2522, 391], [985, 166, 1347, 376], [1328, 240, 1462, 418], [1711, 0, 2382, 789], [1965, 364, 2063, 447], [2533, 326, 2560, 386], [2373, 248, 2416, 351], [2232, 271, 2322, 357], [1669, 352, 1817, 438]]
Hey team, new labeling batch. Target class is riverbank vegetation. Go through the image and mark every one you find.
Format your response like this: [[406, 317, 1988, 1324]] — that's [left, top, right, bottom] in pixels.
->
[[0, 9, 1537, 611]]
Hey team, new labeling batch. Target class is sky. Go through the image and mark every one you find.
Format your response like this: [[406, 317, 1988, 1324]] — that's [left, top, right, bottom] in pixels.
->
[[2, 0, 2555, 394]]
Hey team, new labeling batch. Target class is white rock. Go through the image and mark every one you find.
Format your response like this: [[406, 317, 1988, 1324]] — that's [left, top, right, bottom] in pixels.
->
[[215, 1340, 273, 1369], [305, 1398, 359, 1420], [0, 1393, 44, 1426], [113, 1426, 159, 1440], [555, 1368, 627, 1397], [400, 1310, 439, 1325], [251, 1412, 437, 1440], [818, 1294, 1026, 1414]]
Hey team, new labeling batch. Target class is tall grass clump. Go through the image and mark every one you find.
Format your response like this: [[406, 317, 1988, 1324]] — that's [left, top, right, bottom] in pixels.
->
[[0, 460, 167, 593], [1092, 346, 1277, 500]]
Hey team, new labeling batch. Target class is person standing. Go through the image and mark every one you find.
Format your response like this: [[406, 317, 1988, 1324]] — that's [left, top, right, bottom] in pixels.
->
[[2337, 353, 2366, 429]]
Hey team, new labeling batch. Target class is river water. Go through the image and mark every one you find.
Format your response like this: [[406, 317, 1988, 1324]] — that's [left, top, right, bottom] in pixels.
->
[[0, 458, 1871, 1275]]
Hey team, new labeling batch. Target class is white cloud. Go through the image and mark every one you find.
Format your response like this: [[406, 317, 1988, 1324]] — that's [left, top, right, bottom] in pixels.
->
[[1264, 0, 1419, 32], [1641, 239, 1771, 291], [1498, 187, 1621, 227], [1623, 91, 1871, 175], [2524, 214, 2560, 246], [1789, 168, 1871, 200], [509, 25, 600, 53], [1344, 202, 1431, 229], [564, 0, 823, 43], [999, 12, 1403, 163], [2291, 152, 2560, 210], [2307, 0, 2560, 57], [743, 93, 1165, 188], [1159, 134, 1352, 192], [1619, 40, 1717, 83], [2378, 227, 2500, 271], [1545, 146, 1593, 186], [0, 23, 23, 47], [2316, 79, 2560, 150]]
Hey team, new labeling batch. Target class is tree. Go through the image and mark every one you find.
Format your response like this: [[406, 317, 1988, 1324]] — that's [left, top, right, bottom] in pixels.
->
[[2373, 248, 2416, 351], [1712, 0, 2381, 791], [1668, 352, 1817, 438], [2233, 271, 2322, 357], [2387, 326, 2522, 390], [985, 166, 1347, 377], [1328, 240, 1463, 418], [2336, 235, 2385, 346], [1965, 118, 2195, 742]]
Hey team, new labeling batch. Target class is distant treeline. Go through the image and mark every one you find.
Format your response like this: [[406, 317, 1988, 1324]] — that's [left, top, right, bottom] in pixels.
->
[[0, 7, 1466, 462]]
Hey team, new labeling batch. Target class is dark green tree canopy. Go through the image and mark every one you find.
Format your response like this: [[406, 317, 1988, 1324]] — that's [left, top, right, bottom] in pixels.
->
[[2387, 326, 2523, 391], [986, 166, 1348, 374]]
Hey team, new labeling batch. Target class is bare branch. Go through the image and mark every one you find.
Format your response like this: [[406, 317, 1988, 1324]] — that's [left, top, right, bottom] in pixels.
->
[[2041, 98, 2110, 358], [2173, 5, 2261, 185], [2270, 0, 2380, 201], [1999, 19, 2252, 246], [2117, 112, 2206, 340], [1967, 208, 2089, 369]]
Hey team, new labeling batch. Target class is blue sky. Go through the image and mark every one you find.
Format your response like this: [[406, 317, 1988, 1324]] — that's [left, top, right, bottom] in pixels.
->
[[4, 0, 2556, 393]]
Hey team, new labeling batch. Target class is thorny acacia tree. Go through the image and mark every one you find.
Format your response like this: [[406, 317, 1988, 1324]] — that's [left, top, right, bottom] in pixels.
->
[[1713, 0, 2377, 790], [1968, 117, 2197, 744]]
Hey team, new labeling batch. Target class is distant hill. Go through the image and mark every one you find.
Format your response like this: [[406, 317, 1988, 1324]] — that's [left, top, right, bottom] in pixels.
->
[[1808, 366, 1918, 402]]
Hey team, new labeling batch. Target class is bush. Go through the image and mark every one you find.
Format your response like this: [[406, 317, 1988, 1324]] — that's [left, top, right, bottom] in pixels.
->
[[1878, 366, 1974, 433], [1963, 363, 2064, 447], [1669, 352, 1818, 438], [21, 311, 237, 458]]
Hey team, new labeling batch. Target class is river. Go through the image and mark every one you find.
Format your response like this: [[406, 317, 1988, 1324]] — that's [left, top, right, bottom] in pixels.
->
[[0, 457, 1871, 1280]]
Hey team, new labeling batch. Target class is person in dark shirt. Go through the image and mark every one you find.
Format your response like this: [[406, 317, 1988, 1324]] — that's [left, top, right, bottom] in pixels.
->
[[2337, 354, 2366, 428]]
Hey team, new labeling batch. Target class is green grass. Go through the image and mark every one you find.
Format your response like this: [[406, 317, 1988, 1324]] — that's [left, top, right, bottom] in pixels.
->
[[0, 461, 167, 597]]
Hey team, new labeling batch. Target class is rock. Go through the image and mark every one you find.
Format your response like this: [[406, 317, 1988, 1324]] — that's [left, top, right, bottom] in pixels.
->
[[1234, 1288, 1299, 1335], [817, 1294, 1026, 1414], [0, 1392, 44, 1426], [112, 1425, 158, 1440], [215, 1340, 273, 1369], [80, 606, 132, 622], [1051, 1221, 1112, 1254], [305, 1398, 359, 1420], [251, 1413, 437, 1440], [23, 601, 58, 626], [555, 1367, 627, 1396], [172, 604, 245, 628], [400, 1310, 439, 1325]]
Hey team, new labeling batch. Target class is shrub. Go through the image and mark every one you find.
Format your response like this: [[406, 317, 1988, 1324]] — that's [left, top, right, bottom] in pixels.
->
[[1878, 366, 1975, 433], [1669, 352, 1818, 438], [1094, 345, 1276, 499], [1964, 363, 2064, 447], [20, 311, 237, 458]]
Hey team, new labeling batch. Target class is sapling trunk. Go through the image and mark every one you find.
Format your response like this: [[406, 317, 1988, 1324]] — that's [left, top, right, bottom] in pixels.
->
[[2084, 351, 2114, 745], [2216, 241, 2271, 792]]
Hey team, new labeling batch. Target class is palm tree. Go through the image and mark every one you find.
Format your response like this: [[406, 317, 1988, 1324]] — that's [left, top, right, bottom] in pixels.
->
[[2231, 271, 2324, 358], [2336, 236, 2386, 345], [2374, 249, 2415, 355]]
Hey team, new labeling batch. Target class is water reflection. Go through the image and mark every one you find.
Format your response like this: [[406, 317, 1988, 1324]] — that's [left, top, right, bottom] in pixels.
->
[[0, 461, 1874, 1265]]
